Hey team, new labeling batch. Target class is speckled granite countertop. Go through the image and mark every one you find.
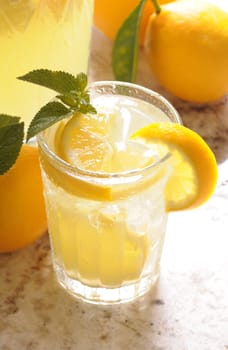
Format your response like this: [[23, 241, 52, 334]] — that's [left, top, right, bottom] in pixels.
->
[[1, 28, 228, 350]]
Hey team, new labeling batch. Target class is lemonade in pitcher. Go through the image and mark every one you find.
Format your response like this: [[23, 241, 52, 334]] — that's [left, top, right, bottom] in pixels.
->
[[38, 81, 181, 304], [0, 0, 93, 128]]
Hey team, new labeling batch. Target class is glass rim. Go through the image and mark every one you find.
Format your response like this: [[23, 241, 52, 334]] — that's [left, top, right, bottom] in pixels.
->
[[37, 81, 181, 180], [88, 80, 182, 124]]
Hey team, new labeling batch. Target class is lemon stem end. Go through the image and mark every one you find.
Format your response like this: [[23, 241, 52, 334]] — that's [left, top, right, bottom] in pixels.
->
[[151, 0, 161, 14]]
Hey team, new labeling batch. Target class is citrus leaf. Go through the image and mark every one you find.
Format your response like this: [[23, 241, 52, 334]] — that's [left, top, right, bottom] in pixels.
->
[[27, 101, 71, 141], [18, 69, 88, 95], [112, 0, 147, 82], [0, 114, 21, 128], [0, 121, 24, 175]]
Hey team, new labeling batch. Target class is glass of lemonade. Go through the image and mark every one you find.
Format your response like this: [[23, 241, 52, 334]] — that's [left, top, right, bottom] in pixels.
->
[[37, 81, 181, 304], [0, 0, 93, 128]]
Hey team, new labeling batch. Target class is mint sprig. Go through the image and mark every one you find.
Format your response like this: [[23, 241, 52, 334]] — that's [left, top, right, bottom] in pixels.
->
[[0, 115, 24, 175], [0, 71, 96, 175], [18, 70, 96, 141]]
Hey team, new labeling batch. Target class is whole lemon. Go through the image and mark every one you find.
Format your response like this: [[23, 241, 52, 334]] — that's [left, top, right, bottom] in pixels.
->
[[94, 0, 173, 46], [144, 0, 228, 103], [0, 144, 47, 253]]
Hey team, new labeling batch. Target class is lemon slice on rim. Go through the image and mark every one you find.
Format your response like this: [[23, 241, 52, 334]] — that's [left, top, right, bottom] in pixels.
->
[[131, 122, 218, 211]]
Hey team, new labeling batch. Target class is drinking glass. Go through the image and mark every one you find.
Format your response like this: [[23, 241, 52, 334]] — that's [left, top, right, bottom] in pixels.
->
[[0, 0, 93, 128], [37, 81, 181, 304]]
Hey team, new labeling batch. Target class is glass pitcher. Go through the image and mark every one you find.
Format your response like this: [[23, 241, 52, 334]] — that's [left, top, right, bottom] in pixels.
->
[[0, 0, 94, 128]]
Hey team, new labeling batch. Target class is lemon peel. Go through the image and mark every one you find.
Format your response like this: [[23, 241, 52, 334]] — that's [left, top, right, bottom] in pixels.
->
[[144, 0, 228, 103], [131, 122, 218, 211]]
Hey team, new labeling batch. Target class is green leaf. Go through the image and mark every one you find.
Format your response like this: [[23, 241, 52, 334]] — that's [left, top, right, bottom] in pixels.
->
[[0, 71, 96, 174], [112, 0, 147, 82], [0, 114, 21, 128], [18, 70, 96, 141], [56, 94, 81, 108], [0, 121, 24, 175], [78, 102, 97, 114], [74, 72, 88, 91], [26, 101, 70, 141], [56, 93, 97, 114], [18, 69, 88, 95]]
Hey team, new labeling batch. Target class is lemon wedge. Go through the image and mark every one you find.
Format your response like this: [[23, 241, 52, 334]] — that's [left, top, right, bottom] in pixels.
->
[[56, 113, 113, 172], [131, 122, 218, 211]]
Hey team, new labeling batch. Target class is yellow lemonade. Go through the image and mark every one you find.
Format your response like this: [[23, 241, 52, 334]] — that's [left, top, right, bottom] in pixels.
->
[[38, 82, 181, 304], [0, 0, 93, 128]]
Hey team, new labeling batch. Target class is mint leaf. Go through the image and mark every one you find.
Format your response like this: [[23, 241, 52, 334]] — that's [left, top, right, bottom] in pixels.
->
[[26, 101, 70, 141], [79, 103, 97, 114], [0, 118, 24, 175], [18, 70, 88, 95], [17, 70, 97, 141], [74, 72, 88, 91], [0, 114, 21, 128], [112, 0, 146, 82], [0, 71, 95, 174], [56, 91, 96, 113], [56, 93, 82, 108]]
